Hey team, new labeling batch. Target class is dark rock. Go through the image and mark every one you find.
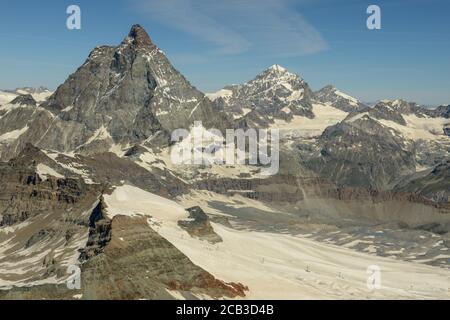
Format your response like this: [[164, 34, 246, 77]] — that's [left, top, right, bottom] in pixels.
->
[[10, 94, 37, 106], [178, 206, 222, 244]]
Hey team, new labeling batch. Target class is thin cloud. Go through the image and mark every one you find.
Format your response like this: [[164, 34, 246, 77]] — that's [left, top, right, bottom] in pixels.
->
[[134, 0, 328, 56]]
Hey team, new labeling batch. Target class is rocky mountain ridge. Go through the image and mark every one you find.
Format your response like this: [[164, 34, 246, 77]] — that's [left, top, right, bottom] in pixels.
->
[[1, 24, 449, 300]]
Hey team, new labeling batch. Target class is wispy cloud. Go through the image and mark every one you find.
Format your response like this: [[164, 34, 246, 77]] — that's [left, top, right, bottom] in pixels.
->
[[134, 0, 328, 57]]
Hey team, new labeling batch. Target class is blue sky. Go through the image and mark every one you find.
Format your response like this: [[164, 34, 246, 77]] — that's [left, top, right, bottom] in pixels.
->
[[0, 0, 449, 105]]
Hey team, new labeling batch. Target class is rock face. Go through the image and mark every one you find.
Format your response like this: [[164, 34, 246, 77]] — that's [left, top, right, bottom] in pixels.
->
[[305, 116, 416, 189], [0, 24, 231, 160], [80, 215, 247, 299], [0, 145, 102, 287], [363, 102, 407, 125], [10, 94, 37, 107], [210, 65, 314, 122], [314, 85, 367, 112]]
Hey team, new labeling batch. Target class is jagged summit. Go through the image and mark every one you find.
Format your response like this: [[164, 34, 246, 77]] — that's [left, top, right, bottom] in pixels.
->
[[126, 24, 153, 47], [258, 64, 299, 79], [0, 24, 230, 159]]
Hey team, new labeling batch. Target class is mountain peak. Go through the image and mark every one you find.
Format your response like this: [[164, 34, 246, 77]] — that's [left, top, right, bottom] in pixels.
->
[[10, 94, 37, 106], [321, 85, 336, 91], [127, 24, 153, 46], [257, 64, 300, 81], [268, 64, 287, 72]]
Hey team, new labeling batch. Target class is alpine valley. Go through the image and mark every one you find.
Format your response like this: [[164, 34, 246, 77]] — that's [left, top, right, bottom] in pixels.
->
[[0, 25, 449, 300]]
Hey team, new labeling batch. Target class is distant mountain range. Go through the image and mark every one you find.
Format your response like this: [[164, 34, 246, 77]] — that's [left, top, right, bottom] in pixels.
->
[[1, 25, 449, 300]]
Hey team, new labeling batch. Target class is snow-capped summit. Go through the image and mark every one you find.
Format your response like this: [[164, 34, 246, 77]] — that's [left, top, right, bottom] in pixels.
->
[[126, 24, 154, 47], [209, 65, 314, 122]]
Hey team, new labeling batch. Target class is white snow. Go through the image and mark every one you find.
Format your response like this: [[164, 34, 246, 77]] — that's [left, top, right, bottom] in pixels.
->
[[206, 89, 233, 102], [75, 125, 112, 151], [36, 163, 65, 179], [0, 89, 52, 106], [103, 185, 450, 300], [103, 185, 187, 222], [268, 64, 287, 72]]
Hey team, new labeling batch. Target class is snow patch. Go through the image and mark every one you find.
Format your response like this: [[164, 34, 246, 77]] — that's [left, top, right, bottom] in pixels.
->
[[36, 164, 64, 179], [0, 125, 29, 142]]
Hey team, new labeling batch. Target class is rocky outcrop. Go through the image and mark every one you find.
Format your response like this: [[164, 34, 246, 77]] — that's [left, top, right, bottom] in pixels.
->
[[178, 206, 222, 243], [80, 215, 247, 299], [0, 25, 231, 160], [425, 105, 450, 119], [395, 161, 450, 203], [0, 148, 102, 287], [0, 149, 97, 227], [78, 199, 112, 262], [127, 24, 154, 47]]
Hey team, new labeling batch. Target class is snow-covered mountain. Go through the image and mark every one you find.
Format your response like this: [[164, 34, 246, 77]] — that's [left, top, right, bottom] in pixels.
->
[[207, 66, 450, 190], [0, 87, 52, 106], [1, 25, 450, 300], [0, 25, 231, 160], [208, 65, 315, 122], [314, 85, 367, 112], [13, 87, 52, 102]]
